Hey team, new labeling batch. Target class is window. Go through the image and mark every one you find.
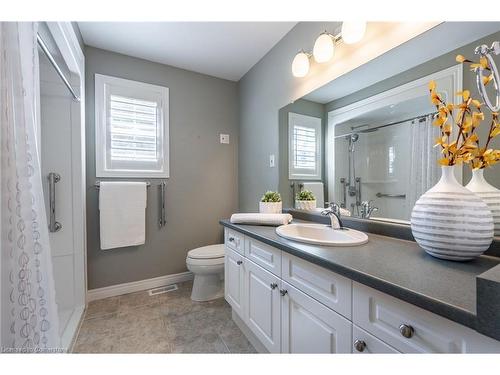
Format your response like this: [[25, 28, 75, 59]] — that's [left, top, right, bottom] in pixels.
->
[[288, 112, 322, 180], [95, 74, 169, 178]]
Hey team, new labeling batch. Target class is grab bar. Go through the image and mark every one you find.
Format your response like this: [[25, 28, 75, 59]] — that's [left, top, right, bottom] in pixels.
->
[[159, 181, 166, 228], [355, 177, 361, 206], [48, 172, 62, 232], [340, 177, 347, 208], [376, 192, 406, 199]]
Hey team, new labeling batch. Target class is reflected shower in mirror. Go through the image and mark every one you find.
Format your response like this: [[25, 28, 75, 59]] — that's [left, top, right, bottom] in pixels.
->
[[332, 101, 440, 222]]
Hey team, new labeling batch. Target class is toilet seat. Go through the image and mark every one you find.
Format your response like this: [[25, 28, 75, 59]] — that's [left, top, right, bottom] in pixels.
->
[[187, 244, 225, 259], [186, 256, 224, 267]]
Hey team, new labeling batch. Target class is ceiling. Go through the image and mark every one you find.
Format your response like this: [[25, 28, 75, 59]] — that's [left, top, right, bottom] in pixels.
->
[[78, 22, 297, 81]]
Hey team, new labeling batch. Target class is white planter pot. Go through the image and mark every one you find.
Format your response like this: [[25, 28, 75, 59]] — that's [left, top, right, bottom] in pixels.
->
[[295, 200, 316, 211], [410, 165, 493, 261], [466, 168, 500, 237], [259, 201, 282, 214]]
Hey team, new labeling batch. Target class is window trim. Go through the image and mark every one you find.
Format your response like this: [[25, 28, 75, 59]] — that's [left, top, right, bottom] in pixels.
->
[[95, 73, 170, 178], [288, 112, 322, 181]]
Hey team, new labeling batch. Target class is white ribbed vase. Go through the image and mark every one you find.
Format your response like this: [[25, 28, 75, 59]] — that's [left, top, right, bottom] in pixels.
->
[[466, 169, 500, 237], [410, 166, 494, 261]]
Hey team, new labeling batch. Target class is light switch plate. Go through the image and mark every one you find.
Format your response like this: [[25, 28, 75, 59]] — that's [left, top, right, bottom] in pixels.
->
[[269, 154, 275, 168], [220, 134, 230, 144]]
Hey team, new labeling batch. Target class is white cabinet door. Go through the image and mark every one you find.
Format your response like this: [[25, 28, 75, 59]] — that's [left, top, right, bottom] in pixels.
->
[[225, 247, 245, 318], [245, 259, 281, 353], [281, 281, 352, 353]]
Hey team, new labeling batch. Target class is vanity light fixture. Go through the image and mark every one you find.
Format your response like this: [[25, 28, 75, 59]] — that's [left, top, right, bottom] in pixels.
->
[[313, 32, 338, 63], [293, 21, 367, 77], [292, 50, 311, 77], [341, 21, 367, 45]]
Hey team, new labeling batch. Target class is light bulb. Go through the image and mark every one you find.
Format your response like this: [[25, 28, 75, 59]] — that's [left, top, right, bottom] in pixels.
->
[[341, 21, 367, 44], [313, 33, 335, 63], [292, 51, 310, 77]]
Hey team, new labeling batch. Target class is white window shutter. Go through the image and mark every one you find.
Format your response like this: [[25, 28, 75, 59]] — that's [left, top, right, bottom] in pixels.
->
[[288, 112, 322, 180], [95, 74, 169, 178]]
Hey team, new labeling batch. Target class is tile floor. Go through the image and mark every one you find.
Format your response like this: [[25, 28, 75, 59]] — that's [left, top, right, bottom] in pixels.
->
[[72, 281, 256, 353]]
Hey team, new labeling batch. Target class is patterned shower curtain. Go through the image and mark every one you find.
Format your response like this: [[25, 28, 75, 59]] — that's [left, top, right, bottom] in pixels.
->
[[0, 22, 61, 353], [406, 115, 441, 218]]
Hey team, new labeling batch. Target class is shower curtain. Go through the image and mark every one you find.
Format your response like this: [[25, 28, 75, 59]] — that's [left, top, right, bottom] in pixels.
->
[[406, 115, 441, 217], [0, 22, 60, 352]]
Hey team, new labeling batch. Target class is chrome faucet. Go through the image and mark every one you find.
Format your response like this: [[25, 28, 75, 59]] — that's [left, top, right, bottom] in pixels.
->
[[321, 202, 344, 230], [360, 200, 378, 219]]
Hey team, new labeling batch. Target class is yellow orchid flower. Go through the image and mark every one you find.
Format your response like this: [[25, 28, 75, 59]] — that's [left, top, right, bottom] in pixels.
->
[[438, 158, 450, 166], [429, 80, 436, 91], [483, 74, 493, 86]]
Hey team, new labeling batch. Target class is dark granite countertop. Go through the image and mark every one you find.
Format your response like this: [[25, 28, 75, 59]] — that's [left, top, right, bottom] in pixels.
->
[[220, 218, 500, 339]]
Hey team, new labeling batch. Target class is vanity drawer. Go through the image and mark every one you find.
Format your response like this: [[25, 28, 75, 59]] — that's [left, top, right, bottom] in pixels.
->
[[225, 228, 244, 254], [353, 282, 500, 353], [282, 253, 352, 319], [352, 324, 400, 354], [244, 237, 281, 276]]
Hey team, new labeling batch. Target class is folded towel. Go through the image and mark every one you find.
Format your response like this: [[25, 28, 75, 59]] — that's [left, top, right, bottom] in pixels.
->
[[99, 181, 147, 250], [230, 213, 293, 226]]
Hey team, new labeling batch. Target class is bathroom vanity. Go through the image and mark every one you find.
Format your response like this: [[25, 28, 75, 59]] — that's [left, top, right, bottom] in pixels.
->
[[220, 219, 500, 353]]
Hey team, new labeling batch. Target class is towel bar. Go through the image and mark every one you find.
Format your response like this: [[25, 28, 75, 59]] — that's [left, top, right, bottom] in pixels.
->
[[376, 192, 406, 199], [94, 181, 151, 188]]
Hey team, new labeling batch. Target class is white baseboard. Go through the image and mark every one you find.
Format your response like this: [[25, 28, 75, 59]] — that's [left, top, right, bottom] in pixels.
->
[[86, 271, 194, 302]]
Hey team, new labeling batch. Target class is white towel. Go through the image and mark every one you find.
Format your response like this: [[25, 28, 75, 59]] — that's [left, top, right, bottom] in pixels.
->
[[99, 181, 147, 250], [230, 213, 293, 226]]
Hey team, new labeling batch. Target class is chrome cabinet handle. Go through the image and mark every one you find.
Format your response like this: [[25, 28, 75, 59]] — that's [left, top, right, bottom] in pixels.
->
[[236, 260, 243, 265], [399, 324, 415, 338], [270, 283, 278, 290], [280, 289, 288, 296], [354, 339, 366, 352], [48, 172, 62, 233]]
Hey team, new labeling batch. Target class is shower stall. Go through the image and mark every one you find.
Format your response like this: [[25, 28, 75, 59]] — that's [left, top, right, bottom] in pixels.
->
[[37, 23, 86, 350]]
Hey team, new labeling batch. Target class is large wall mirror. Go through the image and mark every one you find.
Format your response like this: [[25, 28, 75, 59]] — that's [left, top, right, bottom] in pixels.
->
[[279, 24, 500, 237]]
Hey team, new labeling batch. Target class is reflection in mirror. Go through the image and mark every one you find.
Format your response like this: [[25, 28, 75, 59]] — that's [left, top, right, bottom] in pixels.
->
[[327, 66, 460, 223], [279, 26, 500, 235], [332, 103, 438, 222]]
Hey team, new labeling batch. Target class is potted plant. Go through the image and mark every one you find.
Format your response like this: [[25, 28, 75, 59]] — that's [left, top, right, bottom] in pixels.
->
[[410, 55, 498, 260], [259, 191, 282, 213], [295, 190, 316, 210]]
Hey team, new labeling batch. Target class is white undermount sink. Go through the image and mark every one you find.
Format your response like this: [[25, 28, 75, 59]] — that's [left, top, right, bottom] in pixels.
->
[[275, 223, 368, 246]]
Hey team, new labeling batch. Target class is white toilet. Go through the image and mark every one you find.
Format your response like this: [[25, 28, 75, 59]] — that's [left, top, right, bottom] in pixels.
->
[[186, 244, 225, 302]]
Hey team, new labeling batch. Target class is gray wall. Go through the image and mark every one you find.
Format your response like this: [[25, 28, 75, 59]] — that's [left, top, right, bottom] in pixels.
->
[[238, 22, 341, 212], [278, 99, 326, 207], [325, 30, 500, 186], [85, 47, 238, 289]]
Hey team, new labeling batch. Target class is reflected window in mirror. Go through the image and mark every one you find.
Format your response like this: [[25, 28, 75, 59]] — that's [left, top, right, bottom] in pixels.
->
[[288, 112, 322, 180]]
